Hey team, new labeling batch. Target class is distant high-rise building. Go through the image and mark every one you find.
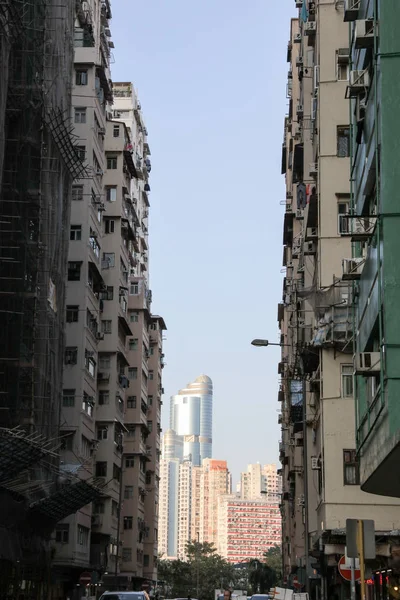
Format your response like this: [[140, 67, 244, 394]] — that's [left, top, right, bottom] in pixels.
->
[[217, 496, 281, 563], [170, 375, 213, 465], [159, 456, 230, 558], [198, 459, 231, 547], [240, 463, 282, 502]]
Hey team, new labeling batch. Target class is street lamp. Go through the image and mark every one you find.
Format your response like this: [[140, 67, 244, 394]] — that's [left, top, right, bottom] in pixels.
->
[[251, 339, 278, 347]]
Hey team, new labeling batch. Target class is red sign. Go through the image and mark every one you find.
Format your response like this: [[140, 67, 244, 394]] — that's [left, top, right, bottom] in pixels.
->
[[293, 576, 302, 589], [79, 571, 92, 585], [338, 556, 361, 582]]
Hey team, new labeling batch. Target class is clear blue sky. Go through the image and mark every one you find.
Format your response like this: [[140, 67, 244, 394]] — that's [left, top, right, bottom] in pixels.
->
[[111, 0, 294, 483]]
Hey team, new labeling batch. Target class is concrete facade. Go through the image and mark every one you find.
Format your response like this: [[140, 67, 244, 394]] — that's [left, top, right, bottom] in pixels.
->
[[278, 2, 400, 598]]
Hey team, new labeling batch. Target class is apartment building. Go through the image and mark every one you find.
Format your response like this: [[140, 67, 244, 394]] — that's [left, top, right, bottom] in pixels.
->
[[198, 459, 231, 547], [54, 5, 165, 590], [240, 463, 282, 501], [0, 0, 93, 596], [278, 2, 400, 599], [54, 0, 114, 585], [348, 1, 400, 500], [159, 456, 230, 558], [217, 497, 281, 564]]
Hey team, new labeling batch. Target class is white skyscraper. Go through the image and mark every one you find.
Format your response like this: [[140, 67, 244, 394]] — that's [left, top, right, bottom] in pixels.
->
[[169, 375, 213, 466]]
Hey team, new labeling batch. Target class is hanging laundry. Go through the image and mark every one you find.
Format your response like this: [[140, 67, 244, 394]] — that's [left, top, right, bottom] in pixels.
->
[[297, 182, 307, 209], [300, 0, 309, 22]]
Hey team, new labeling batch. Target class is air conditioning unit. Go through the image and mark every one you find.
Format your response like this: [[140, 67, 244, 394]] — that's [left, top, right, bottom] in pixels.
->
[[296, 104, 304, 118], [311, 457, 320, 470], [344, 0, 360, 22], [137, 102, 141, 110], [355, 19, 375, 49], [342, 257, 364, 280], [355, 352, 381, 374], [351, 216, 377, 241], [304, 241, 316, 255], [304, 21, 316, 35], [114, 111, 121, 118], [294, 33, 302, 44], [295, 0, 303, 7], [306, 227, 318, 240], [297, 495, 305, 507], [337, 47, 350, 63], [348, 70, 370, 96], [95, 169, 103, 176], [296, 56, 304, 67], [99, 127, 106, 136]]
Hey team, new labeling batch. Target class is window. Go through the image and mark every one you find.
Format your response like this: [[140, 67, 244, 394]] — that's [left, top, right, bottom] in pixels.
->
[[82, 394, 94, 416], [128, 367, 138, 380], [130, 281, 139, 295], [66, 305, 79, 323], [149, 370, 154, 381], [149, 347, 154, 356], [113, 463, 121, 481], [337, 126, 350, 157], [105, 219, 115, 234], [113, 125, 120, 137], [96, 461, 107, 477], [146, 472, 152, 485], [126, 426, 135, 438], [97, 426, 108, 440], [144, 555, 150, 568], [93, 501, 105, 514], [107, 156, 118, 169], [101, 320, 112, 334], [129, 338, 138, 351], [81, 435, 91, 458], [103, 252, 115, 267], [76, 69, 88, 85], [65, 347, 78, 365], [70, 225, 82, 241], [127, 395, 137, 409], [77, 525, 89, 546], [125, 455, 135, 468], [122, 547, 132, 562], [75, 145, 86, 161], [89, 231, 100, 258], [72, 185, 84, 200], [85, 353, 96, 377], [106, 186, 117, 202], [148, 395, 153, 406], [68, 261, 81, 281], [337, 62, 349, 81], [74, 107, 87, 123], [338, 201, 350, 234], [55, 524, 69, 543], [63, 389, 75, 407], [124, 517, 133, 530], [104, 286, 114, 300], [148, 421, 153, 432], [99, 390, 109, 405], [124, 486, 134, 499], [341, 365, 354, 397], [99, 355, 111, 370], [60, 432, 74, 451], [343, 450, 359, 485], [150, 323, 157, 331], [130, 311, 139, 323]]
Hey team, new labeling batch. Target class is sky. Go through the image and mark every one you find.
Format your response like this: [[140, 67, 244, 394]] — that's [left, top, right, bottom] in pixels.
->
[[111, 0, 295, 483]]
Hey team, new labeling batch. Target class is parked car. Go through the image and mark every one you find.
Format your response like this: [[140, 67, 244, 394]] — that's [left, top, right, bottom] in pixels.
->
[[100, 592, 148, 600]]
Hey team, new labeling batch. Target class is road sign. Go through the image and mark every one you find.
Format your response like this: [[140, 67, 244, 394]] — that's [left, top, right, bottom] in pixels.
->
[[338, 555, 361, 582], [79, 571, 92, 585], [346, 519, 376, 559]]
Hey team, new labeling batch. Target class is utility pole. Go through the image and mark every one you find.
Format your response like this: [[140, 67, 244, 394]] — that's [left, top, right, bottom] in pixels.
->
[[350, 558, 356, 600], [357, 520, 366, 600]]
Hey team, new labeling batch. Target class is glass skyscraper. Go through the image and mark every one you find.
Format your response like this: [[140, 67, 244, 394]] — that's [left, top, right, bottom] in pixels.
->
[[169, 374, 213, 466]]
